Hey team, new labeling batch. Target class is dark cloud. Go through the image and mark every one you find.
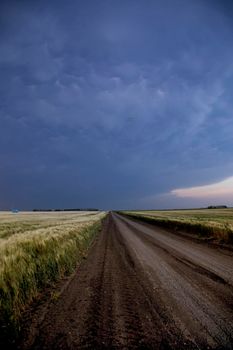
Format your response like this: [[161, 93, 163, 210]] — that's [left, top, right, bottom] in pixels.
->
[[1, 0, 233, 209]]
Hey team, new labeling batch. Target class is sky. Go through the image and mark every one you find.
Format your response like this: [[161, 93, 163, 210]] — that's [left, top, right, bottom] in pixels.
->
[[1, 0, 233, 210]]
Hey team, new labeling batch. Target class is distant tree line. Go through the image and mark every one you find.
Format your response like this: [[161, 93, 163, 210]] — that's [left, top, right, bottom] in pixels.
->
[[207, 205, 227, 209], [33, 208, 99, 212]]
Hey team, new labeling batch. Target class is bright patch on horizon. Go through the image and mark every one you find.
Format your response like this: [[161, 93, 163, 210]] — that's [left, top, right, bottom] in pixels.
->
[[171, 176, 233, 199]]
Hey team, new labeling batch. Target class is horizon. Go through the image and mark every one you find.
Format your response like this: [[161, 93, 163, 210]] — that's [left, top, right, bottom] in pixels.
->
[[1, 204, 232, 212]]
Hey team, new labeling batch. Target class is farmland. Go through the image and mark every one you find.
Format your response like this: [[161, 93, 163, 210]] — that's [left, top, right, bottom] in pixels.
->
[[16, 212, 233, 350], [1, 210, 233, 349], [122, 208, 233, 243], [0, 210, 105, 339]]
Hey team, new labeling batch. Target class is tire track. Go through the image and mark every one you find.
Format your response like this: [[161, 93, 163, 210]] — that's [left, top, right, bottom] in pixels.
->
[[18, 213, 233, 349], [113, 213, 233, 349]]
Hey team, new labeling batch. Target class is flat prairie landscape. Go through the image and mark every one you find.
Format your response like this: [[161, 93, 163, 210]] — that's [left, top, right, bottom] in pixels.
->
[[1, 210, 233, 349], [123, 208, 233, 243], [125, 207, 233, 224], [2, 0, 233, 348]]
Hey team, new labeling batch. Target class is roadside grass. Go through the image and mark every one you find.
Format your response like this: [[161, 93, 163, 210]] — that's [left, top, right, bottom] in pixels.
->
[[121, 209, 233, 244], [0, 211, 106, 340]]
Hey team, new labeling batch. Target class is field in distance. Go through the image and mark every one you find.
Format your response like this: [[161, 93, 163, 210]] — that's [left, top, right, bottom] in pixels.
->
[[0, 210, 104, 238], [123, 208, 233, 244], [0, 210, 106, 340]]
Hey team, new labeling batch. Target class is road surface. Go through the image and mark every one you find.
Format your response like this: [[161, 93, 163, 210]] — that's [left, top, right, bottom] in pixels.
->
[[19, 212, 233, 349]]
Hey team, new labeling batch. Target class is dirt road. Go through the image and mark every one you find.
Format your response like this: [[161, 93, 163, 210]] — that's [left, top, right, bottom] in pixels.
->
[[19, 213, 233, 349]]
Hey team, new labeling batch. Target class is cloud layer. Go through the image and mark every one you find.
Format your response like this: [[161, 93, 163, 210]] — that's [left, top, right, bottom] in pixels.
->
[[1, 0, 233, 209], [171, 176, 233, 199]]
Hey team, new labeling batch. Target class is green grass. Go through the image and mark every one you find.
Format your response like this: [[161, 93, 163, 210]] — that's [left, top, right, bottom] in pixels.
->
[[0, 211, 106, 339], [121, 209, 233, 244]]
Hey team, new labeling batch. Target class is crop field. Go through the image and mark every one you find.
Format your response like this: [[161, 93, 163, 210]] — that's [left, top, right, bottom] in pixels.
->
[[0, 210, 105, 337], [2, 211, 233, 349], [123, 208, 233, 243]]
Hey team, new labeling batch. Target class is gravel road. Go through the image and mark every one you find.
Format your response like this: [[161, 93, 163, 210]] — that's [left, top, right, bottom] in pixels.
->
[[19, 212, 233, 349]]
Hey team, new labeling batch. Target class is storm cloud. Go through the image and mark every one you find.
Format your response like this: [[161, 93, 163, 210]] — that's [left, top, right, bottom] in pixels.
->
[[1, 0, 233, 209]]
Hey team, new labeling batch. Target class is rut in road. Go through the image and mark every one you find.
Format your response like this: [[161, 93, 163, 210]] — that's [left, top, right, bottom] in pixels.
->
[[114, 213, 233, 349], [18, 213, 233, 350]]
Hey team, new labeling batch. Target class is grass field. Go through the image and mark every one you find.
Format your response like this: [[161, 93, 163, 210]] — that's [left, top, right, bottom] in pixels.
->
[[122, 208, 233, 244], [0, 211, 106, 337]]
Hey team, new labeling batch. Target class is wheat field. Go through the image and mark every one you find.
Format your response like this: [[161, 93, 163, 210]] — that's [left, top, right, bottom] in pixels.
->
[[123, 208, 233, 243], [0, 211, 106, 336]]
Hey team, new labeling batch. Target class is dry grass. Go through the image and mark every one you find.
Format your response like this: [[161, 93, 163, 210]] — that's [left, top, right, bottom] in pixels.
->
[[0, 211, 106, 337], [0, 211, 101, 239], [122, 209, 233, 243]]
